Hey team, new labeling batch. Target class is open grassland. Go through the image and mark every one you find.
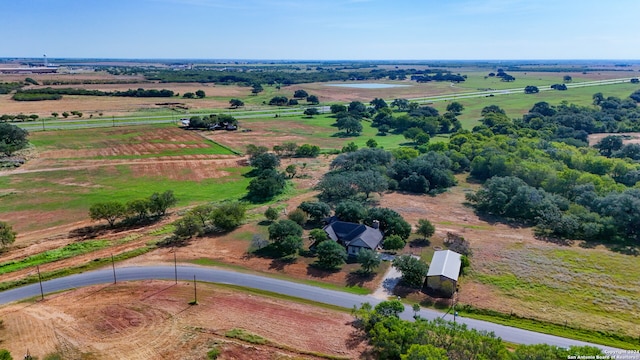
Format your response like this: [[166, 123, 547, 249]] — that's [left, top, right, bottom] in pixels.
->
[[209, 112, 408, 152], [468, 242, 640, 340]]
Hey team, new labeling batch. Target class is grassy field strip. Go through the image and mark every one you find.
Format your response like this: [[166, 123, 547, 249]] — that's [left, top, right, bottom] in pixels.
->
[[0, 234, 143, 275], [409, 78, 635, 103], [189, 258, 374, 295], [0, 246, 154, 292]]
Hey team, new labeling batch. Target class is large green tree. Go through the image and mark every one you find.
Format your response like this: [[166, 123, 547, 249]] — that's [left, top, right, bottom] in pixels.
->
[[0, 123, 29, 156], [298, 201, 331, 223], [335, 200, 367, 223], [393, 255, 428, 287], [89, 201, 126, 227], [315, 240, 347, 269], [268, 219, 303, 243], [148, 190, 177, 217], [336, 116, 363, 135], [366, 207, 412, 240], [357, 248, 381, 273], [211, 202, 246, 231], [416, 219, 435, 239]]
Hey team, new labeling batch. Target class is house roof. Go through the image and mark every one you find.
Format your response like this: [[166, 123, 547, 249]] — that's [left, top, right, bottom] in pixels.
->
[[323, 221, 383, 250], [427, 250, 462, 281]]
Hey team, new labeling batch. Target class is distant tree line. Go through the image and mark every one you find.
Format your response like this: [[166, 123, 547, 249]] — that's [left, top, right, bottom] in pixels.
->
[[0, 114, 40, 122], [144, 68, 464, 86], [13, 87, 175, 101]]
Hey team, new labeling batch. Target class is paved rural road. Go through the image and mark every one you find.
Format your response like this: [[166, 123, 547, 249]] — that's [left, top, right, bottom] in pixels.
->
[[0, 265, 623, 352]]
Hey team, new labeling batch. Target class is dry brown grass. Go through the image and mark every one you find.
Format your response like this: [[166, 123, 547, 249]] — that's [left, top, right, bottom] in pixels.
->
[[0, 281, 368, 359]]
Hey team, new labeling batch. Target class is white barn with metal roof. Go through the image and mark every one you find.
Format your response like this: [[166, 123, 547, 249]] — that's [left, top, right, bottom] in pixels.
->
[[425, 250, 462, 297]]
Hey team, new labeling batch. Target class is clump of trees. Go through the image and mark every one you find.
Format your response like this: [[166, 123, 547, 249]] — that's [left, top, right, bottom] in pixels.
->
[[351, 301, 603, 360], [272, 142, 320, 158], [89, 190, 177, 227], [0, 123, 29, 156], [245, 145, 288, 202], [454, 91, 640, 247], [172, 201, 247, 239], [187, 114, 237, 130], [12, 87, 175, 101]]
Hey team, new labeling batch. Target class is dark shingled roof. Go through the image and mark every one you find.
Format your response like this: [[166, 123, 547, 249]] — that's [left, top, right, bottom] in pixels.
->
[[323, 221, 383, 251]]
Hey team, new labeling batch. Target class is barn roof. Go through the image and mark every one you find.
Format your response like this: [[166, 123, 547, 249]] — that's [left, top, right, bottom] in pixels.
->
[[427, 250, 462, 281]]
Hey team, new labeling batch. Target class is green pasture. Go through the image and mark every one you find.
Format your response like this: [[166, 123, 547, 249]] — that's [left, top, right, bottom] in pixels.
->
[[0, 165, 250, 231], [471, 244, 640, 338]]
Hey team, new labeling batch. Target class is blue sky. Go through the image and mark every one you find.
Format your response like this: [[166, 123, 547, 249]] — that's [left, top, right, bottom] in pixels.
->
[[4, 0, 639, 60]]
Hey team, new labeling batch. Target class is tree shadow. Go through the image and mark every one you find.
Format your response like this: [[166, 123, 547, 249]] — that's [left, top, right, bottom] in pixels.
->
[[331, 132, 357, 138], [306, 263, 339, 278], [533, 234, 574, 246], [69, 224, 110, 240], [409, 238, 430, 248], [346, 270, 375, 287], [269, 257, 297, 271], [345, 327, 368, 350], [392, 284, 421, 298], [157, 235, 193, 248]]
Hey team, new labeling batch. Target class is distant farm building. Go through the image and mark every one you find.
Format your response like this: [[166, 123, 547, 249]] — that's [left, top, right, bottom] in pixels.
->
[[425, 250, 462, 297], [323, 219, 383, 256]]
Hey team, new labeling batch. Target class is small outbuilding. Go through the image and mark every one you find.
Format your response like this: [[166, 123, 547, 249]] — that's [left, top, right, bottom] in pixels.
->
[[425, 250, 462, 297]]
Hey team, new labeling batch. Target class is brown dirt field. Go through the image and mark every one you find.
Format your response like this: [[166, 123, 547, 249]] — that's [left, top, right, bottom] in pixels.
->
[[0, 281, 369, 359], [0, 93, 231, 118], [295, 81, 457, 103], [205, 121, 340, 151]]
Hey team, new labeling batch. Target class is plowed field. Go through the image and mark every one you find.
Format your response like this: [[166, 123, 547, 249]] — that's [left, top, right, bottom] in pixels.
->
[[0, 281, 369, 359]]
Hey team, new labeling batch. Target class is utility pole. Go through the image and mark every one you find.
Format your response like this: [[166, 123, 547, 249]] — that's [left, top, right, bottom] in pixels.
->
[[174, 250, 178, 284], [192, 275, 198, 305], [36, 266, 44, 300], [111, 254, 117, 284]]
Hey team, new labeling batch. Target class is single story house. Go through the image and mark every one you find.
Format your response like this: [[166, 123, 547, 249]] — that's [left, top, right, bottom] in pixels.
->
[[425, 250, 462, 297], [322, 219, 383, 256]]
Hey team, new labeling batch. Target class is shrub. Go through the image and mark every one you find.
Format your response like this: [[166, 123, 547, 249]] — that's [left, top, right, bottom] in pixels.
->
[[287, 208, 307, 225]]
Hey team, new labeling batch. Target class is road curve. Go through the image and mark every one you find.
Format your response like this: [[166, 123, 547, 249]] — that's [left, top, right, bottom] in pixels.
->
[[0, 265, 622, 352]]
